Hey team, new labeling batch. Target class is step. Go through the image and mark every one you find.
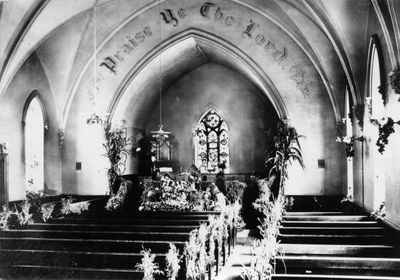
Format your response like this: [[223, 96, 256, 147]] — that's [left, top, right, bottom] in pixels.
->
[[0, 264, 151, 279], [0, 249, 166, 270], [27, 223, 197, 232], [136, 211, 220, 216], [279, 226, 387, 235], [284, 212, 348, 216], [278, 234, 388, 245], [279, 244, 398, 257], [281, 221, 379, 227], [272, 274, 400, 280], [282, 215, 370, 221], [48, 218, 207, 226], [0, 229, 190, 241], [0, 237, 186, 253]]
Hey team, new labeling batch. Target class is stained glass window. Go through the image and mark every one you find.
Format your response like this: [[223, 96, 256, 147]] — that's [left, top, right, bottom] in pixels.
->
[[194, 109, 229, 173]]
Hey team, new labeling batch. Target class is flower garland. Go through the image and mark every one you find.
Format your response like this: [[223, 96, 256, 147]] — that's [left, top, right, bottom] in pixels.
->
[[376, 117, 400, 154]]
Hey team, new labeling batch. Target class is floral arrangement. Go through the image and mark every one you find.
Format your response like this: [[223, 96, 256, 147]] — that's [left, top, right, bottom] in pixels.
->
[[105, 180, 130, 211], [41, 203, 55, 222], [139, 177, 225, 212], [103, 120, 131, 195], [376, 117, 400, 154], [60, 197, 74, 215], [336, 135, 364, 157], [135, 248, 163, 280], [69, 201, 91, 214], [165, 243, 181, 280]]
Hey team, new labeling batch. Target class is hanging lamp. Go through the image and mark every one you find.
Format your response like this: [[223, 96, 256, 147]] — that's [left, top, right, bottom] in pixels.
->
[[150, 0, 171, 144], [87, 0, 109, 125]]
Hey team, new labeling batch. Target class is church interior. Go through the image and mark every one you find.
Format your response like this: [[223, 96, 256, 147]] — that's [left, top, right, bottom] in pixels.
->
[[1, 0, 400, 279]]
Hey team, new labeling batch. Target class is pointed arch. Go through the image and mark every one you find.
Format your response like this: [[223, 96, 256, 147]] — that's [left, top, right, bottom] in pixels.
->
[[22, 90, 47, 191], [365, 35, 386, 210]]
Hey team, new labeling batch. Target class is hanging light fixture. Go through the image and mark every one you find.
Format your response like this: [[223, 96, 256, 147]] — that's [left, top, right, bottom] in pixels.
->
[[87, 0, 108, 125], [150, 0, 171, 144]]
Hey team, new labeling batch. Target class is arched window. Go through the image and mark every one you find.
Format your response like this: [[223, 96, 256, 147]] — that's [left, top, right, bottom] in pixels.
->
[[23, 94, 45, 192], [370, 37, 385, 119], [194, 109, 229, 173], [367, 36, 385, 210]]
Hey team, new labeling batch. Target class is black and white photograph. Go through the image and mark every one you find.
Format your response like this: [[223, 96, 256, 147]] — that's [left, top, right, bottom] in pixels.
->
[[0, 0, 400, 279]]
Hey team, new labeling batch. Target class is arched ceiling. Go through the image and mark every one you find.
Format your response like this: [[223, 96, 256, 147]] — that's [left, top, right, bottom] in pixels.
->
[[111, 30, 287, 126], [1, 0, 399, 128]]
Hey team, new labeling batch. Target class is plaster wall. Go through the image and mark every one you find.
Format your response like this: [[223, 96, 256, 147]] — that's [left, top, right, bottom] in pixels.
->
[[63, 0, 345, 196], [0, 52, 61, 201], [351, 3, 400, 229], [145, 63, 278, 174]]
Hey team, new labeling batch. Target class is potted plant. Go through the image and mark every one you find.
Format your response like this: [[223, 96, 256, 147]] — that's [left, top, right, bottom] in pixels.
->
[[265, 120, 305, 197]]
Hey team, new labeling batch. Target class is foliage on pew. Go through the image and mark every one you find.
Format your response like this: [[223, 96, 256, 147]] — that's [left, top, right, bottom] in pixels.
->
[[166, 243, 182, 280], [183, 203, 243, 279], [135, 248, 163, 280], [139, 177, 225, 212], [241, 195, 285, 280], [184, 224, 211, 280]]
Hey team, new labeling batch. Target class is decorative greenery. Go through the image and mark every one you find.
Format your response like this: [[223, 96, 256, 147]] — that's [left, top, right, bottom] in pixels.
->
[[139, 177, 227, 212], [376, 117, 400, 154], [19, 201, 33, 226], [105, 179, 130, 211], [371, 201, 386, 220], [41, 203, 55, 222], [242, 195, 285, 280], [135, 248, 163, 280], [60, 197, 74, 215], [266, 120, 304, 195], [184, 224, 210, 280], [352, 104, 365, 130], [226, 181, 246, 204], [165, 243, 181, 280], [336, 136, 364, 157], [103, 120, 131, 195], [389, 69, 400, 101], [0, 202, 33, 230]]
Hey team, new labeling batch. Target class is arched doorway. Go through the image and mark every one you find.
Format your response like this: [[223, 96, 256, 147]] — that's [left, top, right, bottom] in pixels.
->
[[23, 94, 45, 192]]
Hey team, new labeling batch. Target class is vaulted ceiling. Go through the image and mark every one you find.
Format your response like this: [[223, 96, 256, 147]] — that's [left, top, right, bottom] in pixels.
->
[[0, 0, 399, 127]]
